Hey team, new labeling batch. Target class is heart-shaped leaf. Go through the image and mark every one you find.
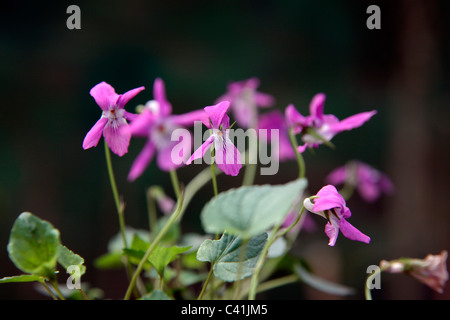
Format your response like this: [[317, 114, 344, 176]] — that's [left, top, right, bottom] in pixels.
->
[[196, 232, 267, 282], [7, 212, 61, 279], [201, 179, 307, 238]]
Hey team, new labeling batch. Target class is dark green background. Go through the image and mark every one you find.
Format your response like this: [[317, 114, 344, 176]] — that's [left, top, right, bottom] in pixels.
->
[[0, 1, 448, 299]]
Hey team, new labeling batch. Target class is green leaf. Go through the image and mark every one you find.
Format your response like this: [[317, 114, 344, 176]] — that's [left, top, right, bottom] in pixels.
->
[[124, 235, 191, 278], [0, 274, 46, 284], [139, 289, 173, 300], [196, 232, 267, 282], [200, 179, 307, 238], [294, 263, 355, 296], [93, 252, 124, 270], [7, 212, 61, 279], [57, 245, 86, 280]]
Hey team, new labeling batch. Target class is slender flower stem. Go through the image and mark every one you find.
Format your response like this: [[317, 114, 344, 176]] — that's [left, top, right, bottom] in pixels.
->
[[104, 140, 128, 249], [40, 281, 58, 300], [248, 204, 306, 300], [248, 221, 283, 300], [197, 265, 215, 300], [365, 266, 384, 300], [211, 163, 219, 197], [124, 190, 184, 300], [169, 169, 181, 200], [104, 140, 141, 298], [50, 280, 65, 300], [239, 274, 299, 299], [288, 128, 306, 179]]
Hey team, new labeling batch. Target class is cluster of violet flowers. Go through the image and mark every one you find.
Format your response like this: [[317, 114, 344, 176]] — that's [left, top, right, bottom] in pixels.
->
[[79, 77, 447, 299], [1, 77, 446, 300]]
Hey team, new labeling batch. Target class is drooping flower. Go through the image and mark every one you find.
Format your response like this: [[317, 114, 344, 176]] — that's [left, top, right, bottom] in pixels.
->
[[285, 93, 377, 153], [303, 185, 370, 246], [257, 110, 295, 162], [326, 160, 395, 202], [82, 82, 145, 156], [380, 251, 448, 293], [216, 77, 275, 128], [125, 78, 206, 181], [186, 101, 242, 176]]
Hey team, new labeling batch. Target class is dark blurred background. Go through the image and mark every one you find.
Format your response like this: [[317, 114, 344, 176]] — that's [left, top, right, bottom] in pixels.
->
[[0, 0, 448, 299]]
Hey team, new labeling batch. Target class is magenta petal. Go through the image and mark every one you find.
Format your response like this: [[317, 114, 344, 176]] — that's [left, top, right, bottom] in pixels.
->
[[325, 221, 339, 246], [330, 110, 377, 133], [153, 78, 172, 117], [123, 111, 139, 122], [186, 135, 215, 165], [325, 166, 347, 185], [297, 144, 308, 153], [90, 82, 120, 111], [313, 185, 347, 212], [128, 141, 156, 181], [258, 111, 296, 161], [126, 109, 155, 137], [82, 117, 108, 149], [309, 93, 326, 120], [204, 101, 230, 129], [214, 135, 242, 176], [285, 104, 309, 128], [103, 121, 131, 157], [170, 109, 207, 127], [254, 92, 275, 107], [116, 86, 145, 109], [157, 143, 180, 171], [339, 218, 371, 244]]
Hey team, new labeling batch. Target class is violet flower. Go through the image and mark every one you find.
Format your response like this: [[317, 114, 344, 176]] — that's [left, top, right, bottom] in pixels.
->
[[257, 110, 295, 162], [285, 93, 377, 153], [326, 160, 395, 202], [380, 251, 448, 293], [82, 82, 145, 156], [186, 101, 242, 176], [216, 77, 275, 128], [303, 185, 370, 246], [125, 78, 206, 181]]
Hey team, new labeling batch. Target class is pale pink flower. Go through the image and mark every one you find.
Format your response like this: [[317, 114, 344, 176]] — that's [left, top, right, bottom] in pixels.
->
[[216, 77, 275, 128]]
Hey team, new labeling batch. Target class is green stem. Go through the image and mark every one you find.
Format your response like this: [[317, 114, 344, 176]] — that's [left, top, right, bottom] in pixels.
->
[[78, 288, 89, 300], [40, 281, 58, 300], [248, 205, 306, 300], [50, 280, 65, 300], [170, 169, 181, 199], [288, 128, 306, 179], [197, 265, 215, 300], [239, 274, 299, 299], [365, 266, 384, 300], [248, 223, 282, 300], [104, 141, 142, 298], [124, 190, 184, 300], [146, 188, 158, 241], [104, 140, 128, 249], [242, 143, 258, 186], [211, 163, 219, 197]]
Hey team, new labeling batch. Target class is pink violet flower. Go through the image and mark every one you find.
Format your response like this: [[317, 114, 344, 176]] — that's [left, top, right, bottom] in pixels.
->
[[257, 110, 296, 162], [82, 82, 145, 156], [285, 93, 377, 153], [216, 77, 275, 128], [303, 185, 371, 246], [326, 160, 395, 202], [186, 101, 242, 176], [125, 78, 206, 181], [380, 251, 448, 293]]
